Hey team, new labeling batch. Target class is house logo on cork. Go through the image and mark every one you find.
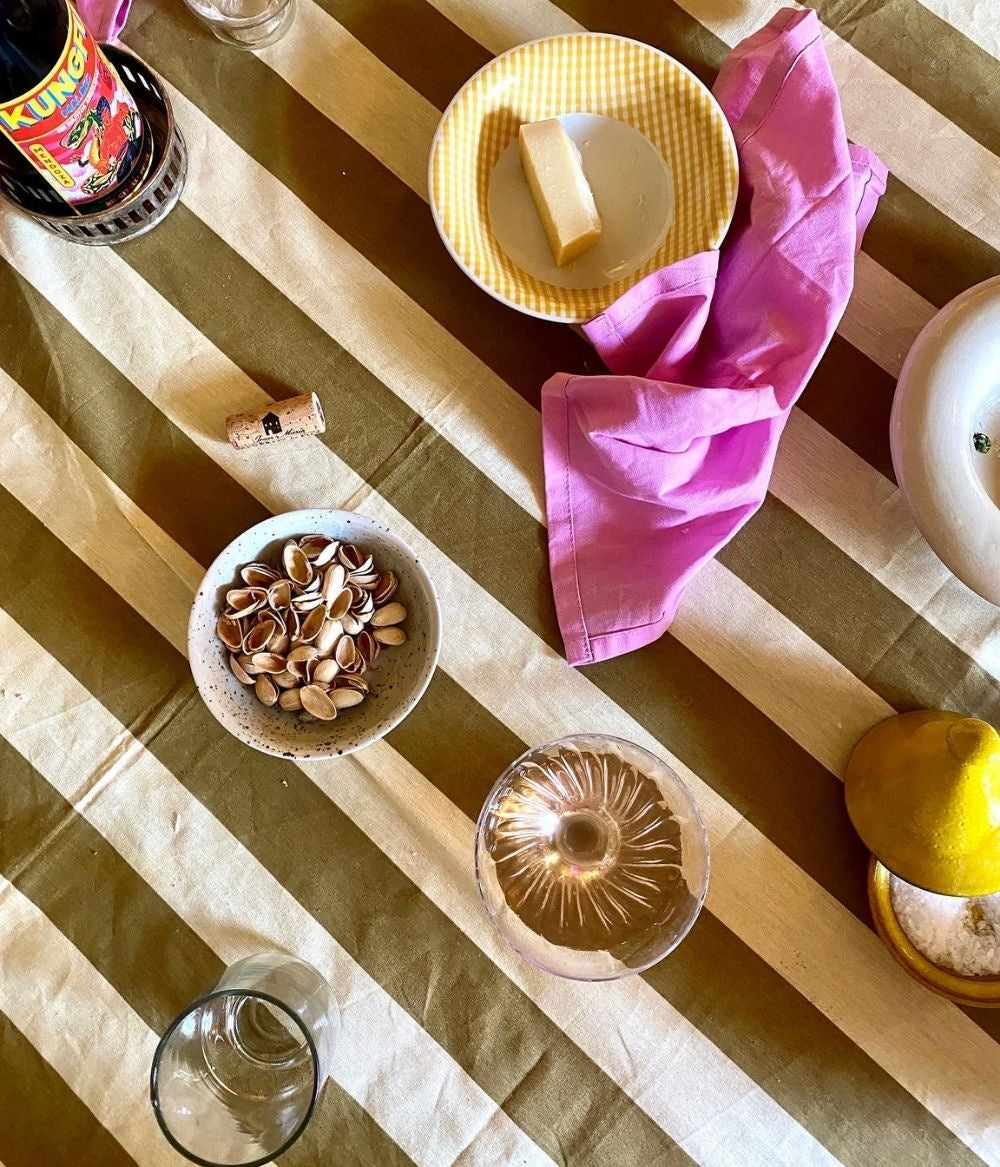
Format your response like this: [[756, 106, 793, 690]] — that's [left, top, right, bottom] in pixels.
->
[[261, 411, 283, 436]]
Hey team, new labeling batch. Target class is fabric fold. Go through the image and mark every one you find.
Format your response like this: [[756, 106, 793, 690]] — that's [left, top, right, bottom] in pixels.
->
[[541, 8, 886, 666], [77, 0, 132, 42]]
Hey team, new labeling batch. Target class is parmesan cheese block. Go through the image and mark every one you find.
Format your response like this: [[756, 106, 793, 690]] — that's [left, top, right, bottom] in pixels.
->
[[518, 119, 603, 267]]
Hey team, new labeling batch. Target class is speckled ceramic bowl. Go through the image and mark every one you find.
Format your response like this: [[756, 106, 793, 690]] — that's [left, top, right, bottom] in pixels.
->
[[189, 510, 441, 759]]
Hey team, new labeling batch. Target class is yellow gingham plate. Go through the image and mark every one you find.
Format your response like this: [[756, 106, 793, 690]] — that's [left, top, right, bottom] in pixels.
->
[[428, 33, 739, 323]]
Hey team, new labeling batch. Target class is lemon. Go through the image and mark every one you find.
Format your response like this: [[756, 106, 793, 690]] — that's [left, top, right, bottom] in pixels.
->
[[845, 710, 1000, 897]]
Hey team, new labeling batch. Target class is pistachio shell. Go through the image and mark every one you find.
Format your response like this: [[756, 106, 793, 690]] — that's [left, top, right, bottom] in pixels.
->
[[371, 602, 406, 627], [268, 579, 292, 609], [241, 563, 279, 587], [315, 618, 343, 656], [283, 541, 312, 587], [373, 626, 407, 646], [299, 605, 327, 643], [299, 535, 335, 561], [229, 654, 254, 685], [270, 632, 290, 655], [372, 571, 398, 605], [300, 685, 338, 720], [312, 540, 340, 567], [237, 653, 262, 675], [356, 630, 377, 665], [338, 543, 366, 570], [335, 636, 356, 669], [313, 657, 341, 684], [244, 617, 277, 654], [217, 614, 244, 651], [341, 613, 365, 636], [273, 670, 300, 689], [328, 587, 352, 621], [278, 687, 303, 711], [250, 652, 287, 674], [225, 587, 267, 617], [322, 564, 347, 604], [331, 688, 365, 709], [291, 593, 325, 612], [255, 674, 278, 706]]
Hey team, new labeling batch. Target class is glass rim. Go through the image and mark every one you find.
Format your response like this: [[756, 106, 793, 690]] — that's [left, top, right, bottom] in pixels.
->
[[149, 986, 321, 1167], [474, 732, 712, 981], [182, 0, 293, 29]]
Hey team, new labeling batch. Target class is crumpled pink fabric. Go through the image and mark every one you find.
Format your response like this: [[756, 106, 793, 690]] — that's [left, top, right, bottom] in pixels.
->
[[76, 0, 131, 40], [542, 8, 887, 666]]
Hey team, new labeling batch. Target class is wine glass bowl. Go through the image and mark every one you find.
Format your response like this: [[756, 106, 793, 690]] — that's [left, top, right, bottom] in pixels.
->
[[475, 734, 709, 979]]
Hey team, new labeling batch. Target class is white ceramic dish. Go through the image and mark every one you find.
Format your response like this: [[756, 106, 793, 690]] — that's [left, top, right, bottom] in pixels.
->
[[189, 510, 441, 759], [890, 276, 1000, 607]]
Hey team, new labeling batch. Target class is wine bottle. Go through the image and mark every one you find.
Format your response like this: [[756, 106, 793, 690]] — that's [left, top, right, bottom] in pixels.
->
[[0, 0, 153, 215]]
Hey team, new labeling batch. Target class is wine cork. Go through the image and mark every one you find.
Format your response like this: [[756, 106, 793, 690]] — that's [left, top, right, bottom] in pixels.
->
[[226, 393, 326, 450]]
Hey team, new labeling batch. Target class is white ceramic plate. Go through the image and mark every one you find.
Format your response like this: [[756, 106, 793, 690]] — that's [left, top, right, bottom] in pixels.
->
[[890, 276, 1000, 606]]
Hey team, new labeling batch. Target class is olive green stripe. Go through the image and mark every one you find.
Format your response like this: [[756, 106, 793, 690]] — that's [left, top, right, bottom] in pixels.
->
[[805, 0, 1000, 157], [0, 487, 685, 1167], [800, 334, 897, 483], [0, 267, 267, 567], [0, 1011, 137, 1167], [0, 734, 223, 1033], [0, 736, 410, 1167], [863, 174, 1000, 310], [310, 0, 491, 110], [717, 496, 1000, 727]]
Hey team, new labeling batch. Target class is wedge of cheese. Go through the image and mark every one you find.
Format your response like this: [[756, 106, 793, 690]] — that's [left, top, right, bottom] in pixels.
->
[[518, 119, 603, 267]]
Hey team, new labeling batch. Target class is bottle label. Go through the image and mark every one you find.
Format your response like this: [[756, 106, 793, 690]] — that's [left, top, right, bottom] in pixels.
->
[[0, 4, 147, 207]]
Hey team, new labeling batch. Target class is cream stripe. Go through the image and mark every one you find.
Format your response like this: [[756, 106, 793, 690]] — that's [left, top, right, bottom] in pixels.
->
[[841, 251, 936, 378], [138, 41, 1000, 683], [2, 276, 999, 1166], [0, 382, 555, 1167], [914, 0, 1000, 57], [0, 878, 172, 1166], [0, 383, 839, 1167], [427, 0, 1000, 252]]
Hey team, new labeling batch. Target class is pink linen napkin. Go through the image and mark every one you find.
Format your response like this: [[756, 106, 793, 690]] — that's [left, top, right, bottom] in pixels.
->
[[542, 8, 887, 666], [76, 0, 132, 40]]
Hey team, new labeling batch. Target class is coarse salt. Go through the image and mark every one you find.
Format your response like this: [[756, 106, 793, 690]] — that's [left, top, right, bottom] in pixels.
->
[[890, 875, 1000, 976]]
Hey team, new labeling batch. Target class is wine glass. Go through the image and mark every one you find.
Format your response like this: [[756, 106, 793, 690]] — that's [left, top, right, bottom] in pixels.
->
[[475, 734, 710, 980], [150, 953, 338, 1166]]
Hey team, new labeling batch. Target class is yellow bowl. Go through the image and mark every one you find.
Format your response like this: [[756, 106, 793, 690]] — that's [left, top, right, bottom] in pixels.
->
[[429, 33, 739, 323], [869, 859, 1000, 1007]]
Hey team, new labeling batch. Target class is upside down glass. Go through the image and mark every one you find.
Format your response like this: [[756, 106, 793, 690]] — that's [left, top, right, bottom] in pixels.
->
[[182, 0, 296, 49], [150, 953, 338, 1167], [476, 734, 710, 980]]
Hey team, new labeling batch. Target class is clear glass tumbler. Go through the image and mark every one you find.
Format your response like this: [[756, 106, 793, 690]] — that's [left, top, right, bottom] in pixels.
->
[[150, 953, 338, 1167], [476, 734, 710, 980], [182, 0, 296, 49]]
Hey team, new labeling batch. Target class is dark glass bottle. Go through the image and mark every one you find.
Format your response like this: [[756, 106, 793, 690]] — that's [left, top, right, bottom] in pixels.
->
[[0, 0, 152, 216]]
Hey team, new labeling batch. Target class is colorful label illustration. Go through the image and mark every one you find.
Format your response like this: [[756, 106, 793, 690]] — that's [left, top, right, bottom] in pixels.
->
[[0, 4, 147, 206]]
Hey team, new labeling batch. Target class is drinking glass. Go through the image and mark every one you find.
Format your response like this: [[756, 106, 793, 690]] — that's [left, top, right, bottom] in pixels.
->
[[182, 0, 296, 49], [150, 953, 338, 1167], [476, 734, 710, 980]]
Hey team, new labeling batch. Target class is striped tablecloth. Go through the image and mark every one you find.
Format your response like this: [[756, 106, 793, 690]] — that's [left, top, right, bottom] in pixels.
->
[[0, 0, 998, 1164]]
